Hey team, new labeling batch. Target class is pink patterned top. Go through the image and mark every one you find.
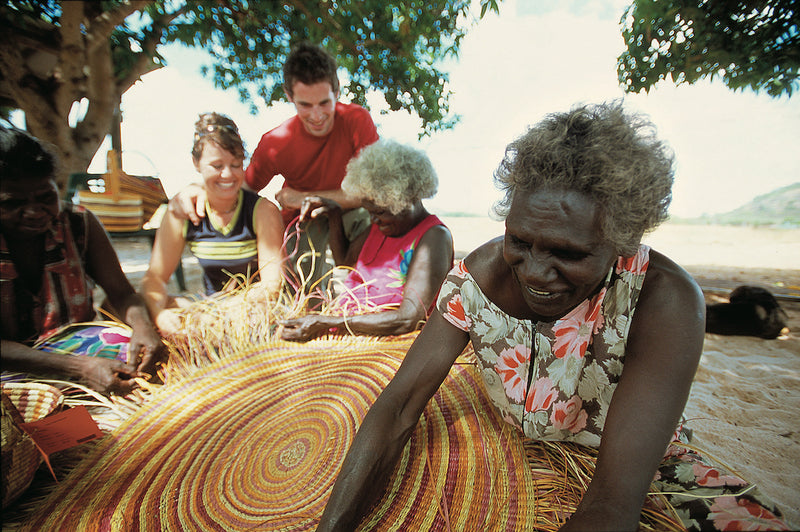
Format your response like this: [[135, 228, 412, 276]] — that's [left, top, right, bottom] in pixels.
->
[[337, 214, 448, 312], [436, 245, 651, 447]]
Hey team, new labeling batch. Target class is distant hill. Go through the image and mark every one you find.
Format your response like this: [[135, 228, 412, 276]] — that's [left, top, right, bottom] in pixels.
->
[[677, 183, 800, 227]]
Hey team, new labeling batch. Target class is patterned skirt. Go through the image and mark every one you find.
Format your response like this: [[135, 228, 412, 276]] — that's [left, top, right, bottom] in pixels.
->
[[656, 436, 789, 531]]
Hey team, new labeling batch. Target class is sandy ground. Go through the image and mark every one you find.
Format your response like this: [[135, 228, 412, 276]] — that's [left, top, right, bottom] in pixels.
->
[[112, 219, 800, 527]]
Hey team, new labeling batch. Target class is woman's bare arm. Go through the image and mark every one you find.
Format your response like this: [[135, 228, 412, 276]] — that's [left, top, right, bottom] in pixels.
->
[[82, 210, 164, 372], [316, 311, 469, 530], [253, 197, 285, 294], [140, 209, 187, 334], [562, 250, 705, 531], [280, 225, 453, 340]]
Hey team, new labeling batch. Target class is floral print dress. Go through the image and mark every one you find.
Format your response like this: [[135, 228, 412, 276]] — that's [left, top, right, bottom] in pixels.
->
[[437, 245, 789, 530]]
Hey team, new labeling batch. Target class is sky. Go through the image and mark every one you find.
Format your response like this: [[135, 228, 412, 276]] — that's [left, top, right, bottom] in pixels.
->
[[84, 0, 799, 219]]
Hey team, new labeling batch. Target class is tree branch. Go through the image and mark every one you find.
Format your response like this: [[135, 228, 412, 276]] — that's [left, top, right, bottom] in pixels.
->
[[116, 4, 190, 91], [87, 0, 153, 53], [56, 0, 85, 114]]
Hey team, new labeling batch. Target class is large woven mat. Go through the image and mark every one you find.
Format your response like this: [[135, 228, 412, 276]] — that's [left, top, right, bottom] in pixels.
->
[[18, 334, 681, 531]]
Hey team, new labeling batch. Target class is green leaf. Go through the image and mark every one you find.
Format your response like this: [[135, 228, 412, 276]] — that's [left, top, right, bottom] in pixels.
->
[[617, 0, 799, 98]]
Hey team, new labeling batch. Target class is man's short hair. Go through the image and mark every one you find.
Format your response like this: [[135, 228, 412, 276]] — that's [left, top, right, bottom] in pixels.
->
[[283, 42, 340, 97]]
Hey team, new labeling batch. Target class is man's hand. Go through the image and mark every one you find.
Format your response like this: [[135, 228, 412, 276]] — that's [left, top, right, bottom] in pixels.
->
[[168, 183, 207, 225], [299, 196, 343, 223], [274, 187, 309, 211]]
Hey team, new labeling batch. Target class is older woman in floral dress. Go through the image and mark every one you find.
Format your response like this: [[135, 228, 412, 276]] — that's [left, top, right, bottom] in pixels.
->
[[315, 102, 789, 531]]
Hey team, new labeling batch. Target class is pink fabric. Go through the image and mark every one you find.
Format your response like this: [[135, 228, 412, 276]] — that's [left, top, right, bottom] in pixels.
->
[[338, 215, 446, 312], [245, 102, 379, 226]]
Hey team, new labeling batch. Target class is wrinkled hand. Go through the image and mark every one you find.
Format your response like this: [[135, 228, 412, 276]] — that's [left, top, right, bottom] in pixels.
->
[[299, 196, 342, 223], [168, 183, 206, 225], [76, 357, 140, 396], [129, 323, 167, 376], [280, 315, 335, 342], [274, 187, 309, 211]]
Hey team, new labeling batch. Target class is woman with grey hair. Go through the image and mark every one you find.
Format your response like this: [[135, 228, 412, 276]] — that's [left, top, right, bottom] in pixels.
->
[[316, 102, 787, 530], [280, 139, 453, 341]]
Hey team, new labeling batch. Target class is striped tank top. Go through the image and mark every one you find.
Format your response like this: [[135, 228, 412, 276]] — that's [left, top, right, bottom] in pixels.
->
[[184, 189, 261, 294]]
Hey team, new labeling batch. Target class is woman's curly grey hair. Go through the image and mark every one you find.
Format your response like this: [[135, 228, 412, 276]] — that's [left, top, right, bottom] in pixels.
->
[[494, 101, 674, 256], [342, 139, 438, 214]]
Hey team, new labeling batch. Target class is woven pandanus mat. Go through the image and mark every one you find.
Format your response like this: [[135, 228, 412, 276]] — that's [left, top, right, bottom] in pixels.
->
[[17, 334, 681, 531]]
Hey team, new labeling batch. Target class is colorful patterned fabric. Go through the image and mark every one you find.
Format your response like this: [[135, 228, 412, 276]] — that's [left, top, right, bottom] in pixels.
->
[[36, 322, 131, 363], [183, 189, 261, 295], [436, 246, 788, 530], [1, 322, 133, 388], [14, 335, 684, 531], [0, 203, 95, 343], [338, 214, 448, 312], [437, 245, 650, 447], [653, 443, 788, 531]]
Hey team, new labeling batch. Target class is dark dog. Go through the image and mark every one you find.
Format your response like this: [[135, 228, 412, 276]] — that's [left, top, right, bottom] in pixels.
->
[[706, 286, 788, 339]]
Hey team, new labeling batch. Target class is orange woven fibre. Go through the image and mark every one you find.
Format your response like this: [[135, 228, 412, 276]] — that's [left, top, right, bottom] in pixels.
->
[[1, 383, 64, 509], [16, 335, 682, 531], [17, 336, 412, 531]]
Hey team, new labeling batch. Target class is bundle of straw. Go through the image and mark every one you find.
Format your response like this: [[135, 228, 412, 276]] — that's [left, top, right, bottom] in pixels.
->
[[522, 440, 684, 531]]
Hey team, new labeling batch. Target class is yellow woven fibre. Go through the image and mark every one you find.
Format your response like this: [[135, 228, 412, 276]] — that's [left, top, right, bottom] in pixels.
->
[[17, 334, 682, 531]]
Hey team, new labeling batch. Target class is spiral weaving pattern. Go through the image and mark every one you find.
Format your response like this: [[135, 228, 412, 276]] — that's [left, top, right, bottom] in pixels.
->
[[18, 334, 547, 531]]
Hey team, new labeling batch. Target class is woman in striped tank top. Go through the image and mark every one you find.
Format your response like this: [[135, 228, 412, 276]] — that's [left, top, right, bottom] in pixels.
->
[[142, 113, 284, 335]]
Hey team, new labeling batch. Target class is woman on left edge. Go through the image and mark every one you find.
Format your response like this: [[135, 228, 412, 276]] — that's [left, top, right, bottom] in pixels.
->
[[0, 127, 164, 395]]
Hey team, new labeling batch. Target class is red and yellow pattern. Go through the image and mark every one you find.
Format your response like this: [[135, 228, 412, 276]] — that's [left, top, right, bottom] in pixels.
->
[[18, 334, 683, 531]]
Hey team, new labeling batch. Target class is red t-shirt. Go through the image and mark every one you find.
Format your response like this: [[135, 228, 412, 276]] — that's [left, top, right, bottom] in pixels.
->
[[245, 102, 379, 224]]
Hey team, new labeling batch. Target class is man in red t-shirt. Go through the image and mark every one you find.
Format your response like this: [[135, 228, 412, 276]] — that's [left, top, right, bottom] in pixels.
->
[[171, 42, 379, 299]]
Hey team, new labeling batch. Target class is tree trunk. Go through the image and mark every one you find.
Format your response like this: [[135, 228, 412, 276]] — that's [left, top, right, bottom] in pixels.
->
[[0, 1, 155, 193]]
